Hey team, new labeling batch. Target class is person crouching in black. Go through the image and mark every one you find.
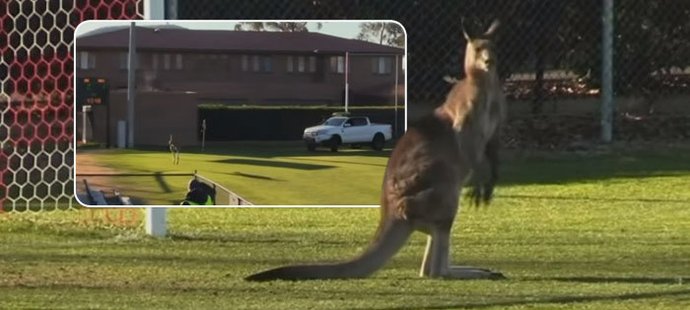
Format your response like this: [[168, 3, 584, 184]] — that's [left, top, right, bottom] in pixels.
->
[[180, 179, 216, 205]]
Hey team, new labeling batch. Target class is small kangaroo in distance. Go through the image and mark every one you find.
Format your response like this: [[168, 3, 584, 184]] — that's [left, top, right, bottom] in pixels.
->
[[245, 19, 506, 281], [168, 134, 180, 165]]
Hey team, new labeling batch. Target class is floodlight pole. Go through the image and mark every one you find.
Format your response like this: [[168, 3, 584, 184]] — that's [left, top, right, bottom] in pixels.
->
[[601, 0, 614, 143], [82, 105, 89, 143], [344, 51, 349, 113], [394, 54, 399, 137], [127, 22, 136, 148]]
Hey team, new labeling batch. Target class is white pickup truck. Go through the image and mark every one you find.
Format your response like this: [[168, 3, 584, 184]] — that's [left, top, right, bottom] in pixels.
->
[[303, 116, 393, 152]]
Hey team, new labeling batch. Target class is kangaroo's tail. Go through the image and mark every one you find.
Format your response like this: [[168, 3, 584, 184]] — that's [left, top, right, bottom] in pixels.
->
[[244, 219, 413, 281]]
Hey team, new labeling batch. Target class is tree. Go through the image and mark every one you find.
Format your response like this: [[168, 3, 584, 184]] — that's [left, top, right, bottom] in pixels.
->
[[356, 22, 404, 47], [530, 1, 567, 114], [529, 0, 690, 112], [234, 22, 322, 32]]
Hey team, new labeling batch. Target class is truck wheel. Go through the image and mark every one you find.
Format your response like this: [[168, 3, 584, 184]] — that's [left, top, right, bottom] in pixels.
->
[[371, 133, 385, 151], [329, 136, 341, 152]]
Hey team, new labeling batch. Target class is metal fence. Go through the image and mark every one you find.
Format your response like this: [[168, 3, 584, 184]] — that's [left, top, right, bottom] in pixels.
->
[[177, 0, 690, 147], [1, 0, 689, 211], [175, 0, 689, 101]]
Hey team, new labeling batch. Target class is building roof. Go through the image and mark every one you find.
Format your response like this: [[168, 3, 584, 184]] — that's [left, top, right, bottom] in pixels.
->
[[76, 27, 404, 55]]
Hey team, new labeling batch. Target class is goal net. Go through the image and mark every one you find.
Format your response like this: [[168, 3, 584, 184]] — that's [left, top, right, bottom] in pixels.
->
[[0, 0, 144, 212]]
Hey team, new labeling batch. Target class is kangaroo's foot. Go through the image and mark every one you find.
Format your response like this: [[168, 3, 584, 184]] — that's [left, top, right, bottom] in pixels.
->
[[420, 230, 506, 280]]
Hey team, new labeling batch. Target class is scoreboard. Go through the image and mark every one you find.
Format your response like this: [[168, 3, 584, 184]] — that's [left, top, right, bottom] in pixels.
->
[[76, 77, 109, 107]]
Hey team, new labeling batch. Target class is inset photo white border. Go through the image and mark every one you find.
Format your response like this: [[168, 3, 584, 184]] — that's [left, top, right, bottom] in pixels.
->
[[73, 19, 407, 208]]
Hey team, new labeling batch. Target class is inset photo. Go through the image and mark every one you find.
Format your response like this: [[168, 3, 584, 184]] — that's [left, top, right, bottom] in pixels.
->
[[73, 20, 406, 206]]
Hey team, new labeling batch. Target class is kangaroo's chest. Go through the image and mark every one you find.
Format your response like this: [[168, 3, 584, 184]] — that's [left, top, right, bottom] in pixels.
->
[[476, 98, 498, 141], [460, 89, 499, 144]]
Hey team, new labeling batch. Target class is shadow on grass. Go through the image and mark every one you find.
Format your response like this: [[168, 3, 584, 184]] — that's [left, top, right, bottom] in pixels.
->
[[101, 142, 690, 186], [229, 171, 283, 181], [154, 172, 173, 193], [498, 151, 690, 186], [184, 142, 690, 187], [169, 141, 392, 160], [213, 158, 335, 170], [292, 157, 388, 168], [168, 233, 351, 246]]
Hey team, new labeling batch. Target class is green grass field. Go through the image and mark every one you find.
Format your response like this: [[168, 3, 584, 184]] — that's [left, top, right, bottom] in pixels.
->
[[75, 142, 392, 205], [2, 143, 690, 309]]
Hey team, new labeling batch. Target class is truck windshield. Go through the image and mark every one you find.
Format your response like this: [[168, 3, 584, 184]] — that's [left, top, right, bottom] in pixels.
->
[[323, 117, 346, 126]]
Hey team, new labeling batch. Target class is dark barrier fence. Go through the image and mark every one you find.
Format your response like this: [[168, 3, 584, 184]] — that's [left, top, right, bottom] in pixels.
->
[[199, 108, 405, 141]]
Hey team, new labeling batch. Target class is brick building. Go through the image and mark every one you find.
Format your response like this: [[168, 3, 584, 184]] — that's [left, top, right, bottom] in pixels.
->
[[75, 27, 405, 146], [76, 27, 404, 105]]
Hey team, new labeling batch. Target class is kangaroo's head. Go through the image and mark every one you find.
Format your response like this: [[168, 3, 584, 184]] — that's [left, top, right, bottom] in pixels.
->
[[462, 19, 500, 75]]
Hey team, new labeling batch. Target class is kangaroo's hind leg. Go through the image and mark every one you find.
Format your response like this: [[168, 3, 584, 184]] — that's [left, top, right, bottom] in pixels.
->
[[420, 220, 505, 279]]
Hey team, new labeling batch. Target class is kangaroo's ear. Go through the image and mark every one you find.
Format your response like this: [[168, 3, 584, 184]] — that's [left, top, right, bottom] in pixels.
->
[[461, 17, 471, 41], [484, 19, 501, 38]]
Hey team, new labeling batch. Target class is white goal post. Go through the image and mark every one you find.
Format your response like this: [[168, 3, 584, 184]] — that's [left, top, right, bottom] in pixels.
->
[[143, 0, 167, 237]]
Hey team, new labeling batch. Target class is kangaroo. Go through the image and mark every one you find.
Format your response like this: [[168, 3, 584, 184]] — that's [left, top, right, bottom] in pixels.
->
[[245, 19, 506, 281], [168, 134, 180, 165], [443, 72, 501, 206]]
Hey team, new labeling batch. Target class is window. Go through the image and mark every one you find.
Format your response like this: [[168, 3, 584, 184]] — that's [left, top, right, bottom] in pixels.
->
[[287, 56, 316, 73], [349, 117, 368, 126], [119, 53, 127, 69], [219, 54, 229, 70], [163, 53, 171, 70], [243, 55, 272, 73], [252, 56, 260, 71], [308, 56, 316, 73], [287, 56, 294, 72], [119, 53, 141, 69], [175, 54, 183, 70], [79, 51, 95, 69], [193, 53, 226, 71], [152, 54, 159, 70], [330, 56, 344, 74], [241, 55, 249, 71], [297, 56, 305, 72], [324, 117, 347, 126], [372, 56, 393, 75], [262, 56, 272, 72]]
